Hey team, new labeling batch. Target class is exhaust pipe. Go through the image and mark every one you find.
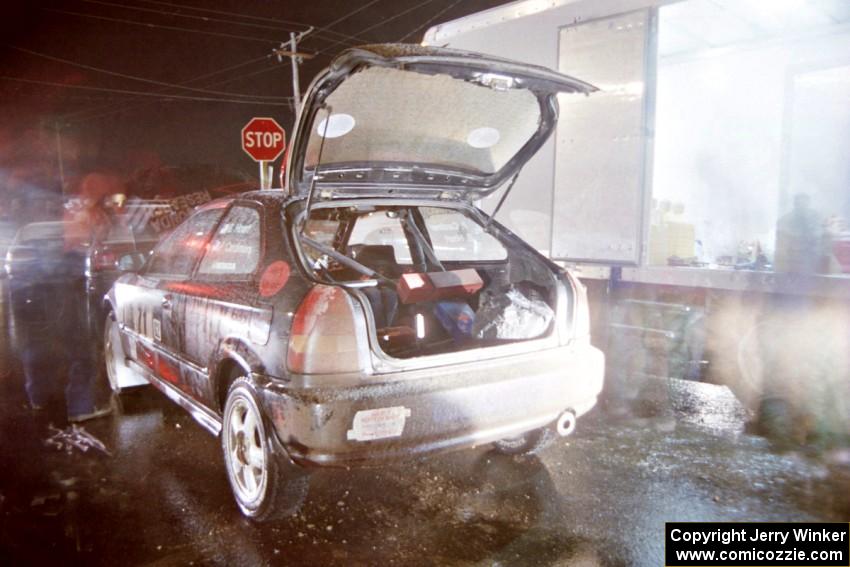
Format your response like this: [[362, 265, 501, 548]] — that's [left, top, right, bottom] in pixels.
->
[[556, 410, 577, 437]]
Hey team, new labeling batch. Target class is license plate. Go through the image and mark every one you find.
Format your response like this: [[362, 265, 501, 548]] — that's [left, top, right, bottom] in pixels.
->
[[346, 406, 411, 442]]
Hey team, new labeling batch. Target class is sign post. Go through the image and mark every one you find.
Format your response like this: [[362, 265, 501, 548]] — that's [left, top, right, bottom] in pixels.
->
[[241, 117, 286, 189]]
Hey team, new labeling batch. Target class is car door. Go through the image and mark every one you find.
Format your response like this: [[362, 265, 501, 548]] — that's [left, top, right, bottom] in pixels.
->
[[177, 203, 265, 409], [115, 204, 226, 394]]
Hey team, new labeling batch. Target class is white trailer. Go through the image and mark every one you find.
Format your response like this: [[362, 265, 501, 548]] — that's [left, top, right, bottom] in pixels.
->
[[424, 0, 850, 439], [424, 0, 666, 266]]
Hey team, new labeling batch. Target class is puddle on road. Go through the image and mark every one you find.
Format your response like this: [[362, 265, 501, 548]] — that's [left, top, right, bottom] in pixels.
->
[[567, 379, 849, 526], [669, 379, 751, 434]]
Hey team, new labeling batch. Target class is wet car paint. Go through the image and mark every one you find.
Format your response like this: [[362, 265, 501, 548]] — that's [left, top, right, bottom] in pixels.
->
[[111, 195, 309, 399], [108, 192, 602, 474]]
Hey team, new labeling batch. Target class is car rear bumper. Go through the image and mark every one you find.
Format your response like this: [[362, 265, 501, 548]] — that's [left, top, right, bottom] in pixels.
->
[[259, 342, 604, 467]]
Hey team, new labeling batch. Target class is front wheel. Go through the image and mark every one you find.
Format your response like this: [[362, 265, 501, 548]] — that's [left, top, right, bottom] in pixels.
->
[[103, 311, 125, 394], [493, 427, 555, 456], [222, 377, 308, 521]]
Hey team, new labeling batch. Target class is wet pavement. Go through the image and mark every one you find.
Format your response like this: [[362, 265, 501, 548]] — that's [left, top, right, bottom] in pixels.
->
[[1, 291, 849, 566]]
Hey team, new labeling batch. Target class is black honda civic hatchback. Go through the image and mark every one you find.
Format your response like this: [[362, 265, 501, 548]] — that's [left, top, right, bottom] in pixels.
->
[[105, 44, 604, 521]]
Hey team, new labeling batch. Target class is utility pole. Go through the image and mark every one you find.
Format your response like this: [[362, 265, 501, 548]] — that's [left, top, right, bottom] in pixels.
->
[[54, 121, 66, 197], [274, 27, 314, 118], [270, 29, 313, 190], [289, 31, 301, 111]]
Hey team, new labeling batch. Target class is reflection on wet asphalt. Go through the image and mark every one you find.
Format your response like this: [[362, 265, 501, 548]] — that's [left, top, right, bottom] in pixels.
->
[[1, 294, 848, 566]]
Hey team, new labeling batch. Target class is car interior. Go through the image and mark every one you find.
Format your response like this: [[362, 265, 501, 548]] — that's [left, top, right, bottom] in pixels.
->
[[297, 203, 562, 358]]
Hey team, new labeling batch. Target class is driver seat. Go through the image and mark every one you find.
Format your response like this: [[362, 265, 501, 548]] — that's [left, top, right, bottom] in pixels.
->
[[352, 245, 399, 328]]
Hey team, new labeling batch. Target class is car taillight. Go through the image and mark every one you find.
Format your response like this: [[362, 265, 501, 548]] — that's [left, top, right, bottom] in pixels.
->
[[91, 249, 118, 271], [560, 271, 591, 345], [287, 285, 371, 375], [573, 281, 591, 341]]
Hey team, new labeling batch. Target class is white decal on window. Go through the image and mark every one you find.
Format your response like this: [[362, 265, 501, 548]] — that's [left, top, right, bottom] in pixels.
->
[[316, 113, 355, 138], [211, 261, 237, 272], [466, 126, 500, 148]]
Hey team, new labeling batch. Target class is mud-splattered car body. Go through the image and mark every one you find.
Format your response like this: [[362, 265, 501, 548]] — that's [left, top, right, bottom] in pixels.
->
[[107, 193, 603, 452], [105, 44, 604, 519]]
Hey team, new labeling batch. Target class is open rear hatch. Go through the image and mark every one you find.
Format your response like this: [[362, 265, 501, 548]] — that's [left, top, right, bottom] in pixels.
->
[[286, 44, 590, 364], [286, 44, 595, 200]]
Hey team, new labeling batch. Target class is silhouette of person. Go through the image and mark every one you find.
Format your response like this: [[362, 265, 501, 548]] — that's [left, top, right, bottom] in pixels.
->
[[20, 196, 112, 422], [774, 194, 828, 274]]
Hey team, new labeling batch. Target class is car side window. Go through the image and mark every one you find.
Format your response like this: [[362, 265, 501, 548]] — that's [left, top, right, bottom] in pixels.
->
[[420, 207, 507, 262], [196, 206, 261, 276], [146, 208, 224, 277]]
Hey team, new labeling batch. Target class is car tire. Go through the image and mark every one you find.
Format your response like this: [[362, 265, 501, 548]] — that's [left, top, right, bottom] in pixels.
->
[[222, 377, 308, 521], [493, 427, 555, 456], [103, 311, 125, 394]]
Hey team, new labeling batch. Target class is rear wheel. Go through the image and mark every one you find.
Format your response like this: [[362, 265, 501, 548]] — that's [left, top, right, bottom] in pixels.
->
[[493, 427, 554, 456], [222, 377, 308, 521]]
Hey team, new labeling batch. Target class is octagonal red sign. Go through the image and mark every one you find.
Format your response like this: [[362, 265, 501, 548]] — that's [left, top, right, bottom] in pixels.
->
[[241, 117, 286, 162]]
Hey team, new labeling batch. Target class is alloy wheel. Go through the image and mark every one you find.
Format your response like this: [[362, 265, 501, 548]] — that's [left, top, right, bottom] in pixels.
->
[[225, 396, 268, 503]]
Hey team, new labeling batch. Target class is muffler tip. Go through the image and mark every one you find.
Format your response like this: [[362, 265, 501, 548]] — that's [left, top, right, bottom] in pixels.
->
[[556, 410, 577, 437]]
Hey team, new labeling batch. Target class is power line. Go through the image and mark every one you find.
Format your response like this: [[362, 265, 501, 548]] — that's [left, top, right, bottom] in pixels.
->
[[174, 54, 273, 85], [60, 52, 274, 121], [43, 7, 282, 45], [0, 76, 291, 105], [351, 0, 442, 41], [62, 45, 290, 123], [311, 0, 441, 58], [204, 61, 286, 88], [0, 86, 129, 102], [397, 0, 465, 43], [68, 60, 288, 124], [67, 0, 389, 123], [320, 0, 384, 33], [131, 0, 369, 45], [82, 0, 306, 33], [10, 45, 287, 100], [209, 1, 442, 100], [47, 0, 451, 126]]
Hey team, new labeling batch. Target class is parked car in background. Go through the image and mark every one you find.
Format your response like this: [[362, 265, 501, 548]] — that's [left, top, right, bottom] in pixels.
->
[[4, 222, 92, 325], [126, 164, 255, 201], [88, 164, 256, 301], [104, 45, 604, 520], [5, 221, 89, 278], [82, 206, 165, 392], [0, 222, 16, 280]]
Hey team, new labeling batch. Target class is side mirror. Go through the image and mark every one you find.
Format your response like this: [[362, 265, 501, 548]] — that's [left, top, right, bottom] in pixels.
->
[[117, 252, 146, 272]]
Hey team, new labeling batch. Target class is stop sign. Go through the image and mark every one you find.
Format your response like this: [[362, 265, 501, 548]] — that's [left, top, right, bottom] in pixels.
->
[[241, 117, 286, 162]]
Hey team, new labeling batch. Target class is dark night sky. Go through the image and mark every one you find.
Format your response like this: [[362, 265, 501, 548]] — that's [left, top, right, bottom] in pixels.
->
[[0, 0, 510, 196]]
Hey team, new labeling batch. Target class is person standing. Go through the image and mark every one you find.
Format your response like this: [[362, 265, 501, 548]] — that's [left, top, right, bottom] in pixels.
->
[[774, 193, 829, 274], [19, 202, 112, 422]]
